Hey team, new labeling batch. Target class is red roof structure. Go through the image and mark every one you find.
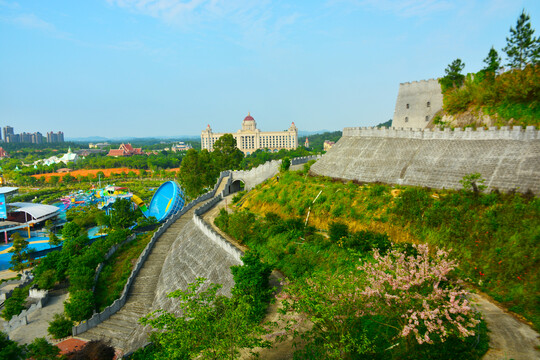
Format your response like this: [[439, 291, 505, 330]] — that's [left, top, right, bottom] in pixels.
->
[[0, 147, 9, 159], [107, 143, 143, 157], [244, 112, 254, 121]]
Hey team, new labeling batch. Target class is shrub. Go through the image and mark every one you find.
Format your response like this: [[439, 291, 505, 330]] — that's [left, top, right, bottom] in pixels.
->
[[346, 230, 391, 255], [280, 157, 291, 172], [27, 337, 61, 360], [36, 269, 56, 290], [231, 190, 246, 204], [214, 208, 229, 231], [230, 251, 273, 322], [64, 290, 94, 322], [328, 221, 349, 243], [0, 331, 25, 360], [48, 313, 74, 339], [1, 285, 29, 321]]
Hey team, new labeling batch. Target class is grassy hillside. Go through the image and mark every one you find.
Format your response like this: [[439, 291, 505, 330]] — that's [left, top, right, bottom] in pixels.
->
[[235, 170, 539, 330], [437, 64, 539, 128]]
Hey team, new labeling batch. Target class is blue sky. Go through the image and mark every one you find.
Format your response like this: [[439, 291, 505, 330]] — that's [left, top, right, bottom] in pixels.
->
[[1, 0, 539, 138]]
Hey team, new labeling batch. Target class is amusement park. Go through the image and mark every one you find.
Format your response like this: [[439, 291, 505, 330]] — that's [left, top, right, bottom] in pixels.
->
[[0, 181, 185, 271]]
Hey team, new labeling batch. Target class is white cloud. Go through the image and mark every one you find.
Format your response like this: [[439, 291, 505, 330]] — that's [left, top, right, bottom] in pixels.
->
[[10, 13, 56, 31], [329, 0, 453, 17], [107, 0, 299, 50], [0, 1, 20, 9]]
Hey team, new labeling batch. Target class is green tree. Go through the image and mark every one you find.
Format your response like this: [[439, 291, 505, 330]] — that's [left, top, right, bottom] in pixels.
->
[[0, 332, 25, 359], [482, 46, 501, 74], [213, 134, 244, 171], [110, 198, 137, 229], [49, 231, 61, 247], [439, 59, 466, 92], [439, 59, 465, 93], [503, 10, 540, 69], [140, 278, 271, 359], [45, 219, 54, 233], [9, 233, 29, 272], [64, 289, 94, 322], [280, 157, 291, 172], [49, 176, 59, 186], [26, 337, 61, 360], [62, 222, 81, 241], [230, 251, 273, 321], [179, 149, 218, 199], [48, 313, 74, 339]]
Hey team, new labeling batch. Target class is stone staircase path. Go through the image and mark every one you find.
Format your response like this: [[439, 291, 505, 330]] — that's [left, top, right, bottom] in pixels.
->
[[78, 176, 230, 351]]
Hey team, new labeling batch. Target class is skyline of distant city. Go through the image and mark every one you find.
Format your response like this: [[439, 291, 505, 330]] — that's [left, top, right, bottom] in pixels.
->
[[2, 125, 64, 143]]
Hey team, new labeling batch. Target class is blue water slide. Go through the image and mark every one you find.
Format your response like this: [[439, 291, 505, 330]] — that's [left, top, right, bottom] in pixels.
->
[[145, 181, 185, 222]]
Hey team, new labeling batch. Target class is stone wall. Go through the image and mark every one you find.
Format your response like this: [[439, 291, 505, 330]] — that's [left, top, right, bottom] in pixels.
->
[[310, 126, 540, 193], [72, 171, 231, 336], [231, 160, 281, 191], [392, 79, 443, 129]]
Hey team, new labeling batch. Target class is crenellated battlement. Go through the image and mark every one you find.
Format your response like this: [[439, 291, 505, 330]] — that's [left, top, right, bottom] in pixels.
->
[[343, 126, 539, 141], [399, 78, 439, 86]]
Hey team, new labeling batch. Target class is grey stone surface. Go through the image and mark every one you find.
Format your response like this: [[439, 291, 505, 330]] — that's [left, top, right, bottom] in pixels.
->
[[311, 127, 540, 193], [392, 79, 443, 129], [150, 217, 242, 316], [231, 160, 281, 191]]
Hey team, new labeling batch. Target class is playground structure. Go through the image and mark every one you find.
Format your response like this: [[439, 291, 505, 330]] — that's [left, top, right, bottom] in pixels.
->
[[0, 181, 185, 270], [145, 181, 185, 222], [1, 181, 185, 244], [59, 181, 184, 221]]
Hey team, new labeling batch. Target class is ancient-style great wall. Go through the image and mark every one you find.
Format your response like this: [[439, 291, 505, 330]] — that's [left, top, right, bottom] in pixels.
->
[[310, 126, 540, 194]]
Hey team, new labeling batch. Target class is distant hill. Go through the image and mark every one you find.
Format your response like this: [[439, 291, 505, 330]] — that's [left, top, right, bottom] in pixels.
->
[[67, 135, 201, 143], [299, 130, 342, 152]]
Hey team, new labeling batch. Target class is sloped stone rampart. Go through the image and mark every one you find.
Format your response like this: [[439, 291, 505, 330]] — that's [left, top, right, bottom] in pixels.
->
[[310, 126, 540, 193], [151, 216, 242, 315]]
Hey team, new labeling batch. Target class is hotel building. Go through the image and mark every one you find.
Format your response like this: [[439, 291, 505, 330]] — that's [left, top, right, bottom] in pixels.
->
[[201, 113, 298, 155]]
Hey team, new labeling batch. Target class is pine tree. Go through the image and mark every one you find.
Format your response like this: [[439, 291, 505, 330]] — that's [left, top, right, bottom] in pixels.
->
[[439, 59, 465, 92], [503, 10, 540, 69], [482, 46, 501, 74]]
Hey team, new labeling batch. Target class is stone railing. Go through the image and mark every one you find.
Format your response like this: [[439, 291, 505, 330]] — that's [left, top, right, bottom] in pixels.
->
[[3, 284, 50, 333], [0, 271, 33, 302], [291, 155, 322, 165], [342, 125, 538, 141], [193, 197, 244, 263], [72, 172, 231, 336]]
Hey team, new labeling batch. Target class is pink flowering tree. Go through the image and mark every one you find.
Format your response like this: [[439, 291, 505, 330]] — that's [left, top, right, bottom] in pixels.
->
[[281, 244, 480, 358], [357, 244, 479, 346]]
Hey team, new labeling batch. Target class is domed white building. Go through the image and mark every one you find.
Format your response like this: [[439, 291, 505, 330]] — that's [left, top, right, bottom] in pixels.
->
[[201, 113, 298, 155]]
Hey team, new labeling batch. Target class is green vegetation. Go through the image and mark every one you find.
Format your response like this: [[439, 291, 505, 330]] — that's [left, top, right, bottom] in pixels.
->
[[0, 332, 61, 360], [26, 337, 62, 360], [134, 252, 273, 359], [214, 202, 489, 358], [48, 313, 74, 339], [1, 285, 30, 321], [439, 11, 539, 126], [94, 232, 152, 311], [298, 130, 342, 152], [232, 171, 539, 330], [8, 233, 30, 272]]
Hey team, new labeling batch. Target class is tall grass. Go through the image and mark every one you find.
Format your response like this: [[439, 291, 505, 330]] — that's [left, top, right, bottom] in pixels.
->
[[238, 171, 540, 329]]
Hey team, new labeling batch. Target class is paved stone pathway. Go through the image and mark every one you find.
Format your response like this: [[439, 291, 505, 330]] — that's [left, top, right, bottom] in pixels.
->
[[7, 292, 68, 344], [78, 177, 230, 353], [471, 293, 540, 360]]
